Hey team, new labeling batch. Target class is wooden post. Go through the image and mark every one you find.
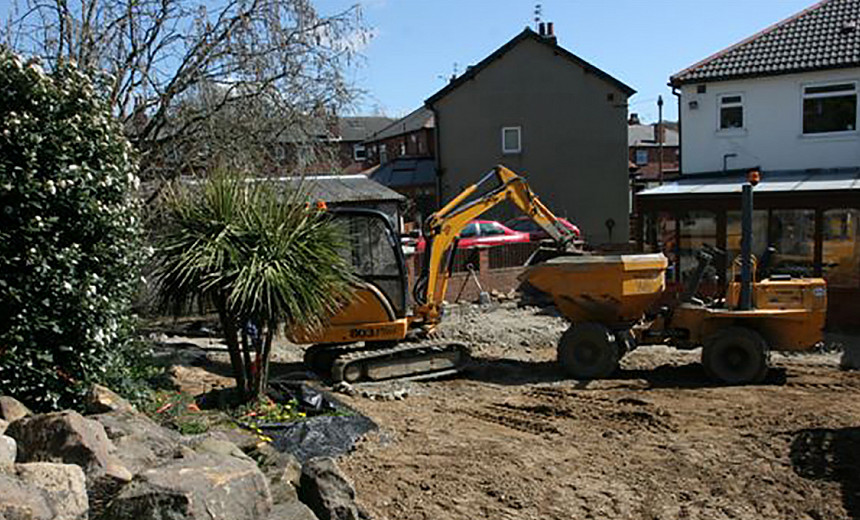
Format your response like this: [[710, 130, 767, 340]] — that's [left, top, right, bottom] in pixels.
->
[[814, 208, 824, 277]]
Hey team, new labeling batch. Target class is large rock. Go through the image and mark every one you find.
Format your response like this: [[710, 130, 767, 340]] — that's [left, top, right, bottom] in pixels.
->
[[91, 409, 182, 475], [299, 458, 360, 520], [103, 453, 272, 520], [7, 411, 132, 487], [268, 500, 319, 520], [184, 431, 254, 463], [15, 463, 88, 520], [84, 384, 135, 414], [251, 442, 303, 504], [0, 470, 53, 520], [0, 396, 32, 422], [0, 462, 88, 520], [0, 435, 16, 465]]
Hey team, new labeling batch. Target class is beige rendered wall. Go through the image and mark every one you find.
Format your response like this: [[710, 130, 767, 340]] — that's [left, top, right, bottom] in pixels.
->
[[433, 38, 630, 244]]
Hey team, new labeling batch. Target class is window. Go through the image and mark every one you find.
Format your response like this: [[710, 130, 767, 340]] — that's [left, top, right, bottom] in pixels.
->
[[399, 141, 406, 156], [635, 149, 649, 165], [353, 144, 366, 161], [803, 82, 857, 134], [823, 209, 860, 288], [502, 126, 521, 154], [719, 94, 744, 130], [459, 223, 478, 238], [379, 144, 388, 164], [479, 222, 505, 236]]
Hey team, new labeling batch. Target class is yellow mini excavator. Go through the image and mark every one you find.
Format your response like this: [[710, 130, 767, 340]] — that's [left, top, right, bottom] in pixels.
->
[[288, 165, 581, 383]]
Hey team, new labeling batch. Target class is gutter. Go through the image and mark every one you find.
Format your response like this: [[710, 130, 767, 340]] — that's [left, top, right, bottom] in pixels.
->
[[671, 84, 682, 175]]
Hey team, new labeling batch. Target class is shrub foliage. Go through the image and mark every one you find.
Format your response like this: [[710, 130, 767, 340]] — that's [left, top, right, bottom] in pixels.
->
[[154, 172, 355, 400], [0, 49, 143, 410]]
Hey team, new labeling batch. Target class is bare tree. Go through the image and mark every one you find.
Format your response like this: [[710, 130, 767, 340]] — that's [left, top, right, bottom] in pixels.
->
[[2, 0, 369, 178]]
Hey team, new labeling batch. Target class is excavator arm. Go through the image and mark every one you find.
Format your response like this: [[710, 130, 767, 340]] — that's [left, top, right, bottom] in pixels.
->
[[413, 165, 580, 324]]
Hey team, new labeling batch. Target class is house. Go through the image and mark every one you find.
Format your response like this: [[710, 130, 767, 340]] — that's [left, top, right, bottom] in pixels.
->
[[334, 116, 395, 173], [362, 108, 437, 220], [425, 24, 635, 245], [364, 107, 435, 167], [369, 157, 437, 220], [627, 115, 680, 182], [636, 0, 860, 327]]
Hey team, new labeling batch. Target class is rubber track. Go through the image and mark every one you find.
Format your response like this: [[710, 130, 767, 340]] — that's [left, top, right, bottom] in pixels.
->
[[330, 339, 470, 383]]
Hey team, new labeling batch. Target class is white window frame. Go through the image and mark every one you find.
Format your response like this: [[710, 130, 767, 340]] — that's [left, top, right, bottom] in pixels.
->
[[353, 143, 366, 161], [717, 93, 745, 132], [501, 126, 522, 154], [801, 80, 858, 137]]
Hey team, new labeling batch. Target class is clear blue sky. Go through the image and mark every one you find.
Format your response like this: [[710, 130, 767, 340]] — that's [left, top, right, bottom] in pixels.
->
[[322, 0, 816, 122]]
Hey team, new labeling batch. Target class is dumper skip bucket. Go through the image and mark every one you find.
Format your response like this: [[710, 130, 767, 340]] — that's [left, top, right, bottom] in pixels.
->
[[520, 253, 668, 324]]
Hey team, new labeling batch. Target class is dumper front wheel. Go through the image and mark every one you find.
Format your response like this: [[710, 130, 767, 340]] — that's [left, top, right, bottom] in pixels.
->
[[557, 322, 620, 379], [702, 327, 769, 385]]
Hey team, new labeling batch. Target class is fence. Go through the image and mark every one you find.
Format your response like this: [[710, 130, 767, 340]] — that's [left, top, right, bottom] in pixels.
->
[[406, 242, 542, 303]]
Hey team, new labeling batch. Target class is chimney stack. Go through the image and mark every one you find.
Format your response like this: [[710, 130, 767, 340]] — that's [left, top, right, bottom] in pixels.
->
[[538, 22, 546, 36], [547, 22, 554, 36], [628, 113, 641, 125]]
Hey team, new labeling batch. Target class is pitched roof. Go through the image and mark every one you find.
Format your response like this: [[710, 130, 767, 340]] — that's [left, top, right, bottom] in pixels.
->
[[671, 0, 860, 86], [365, 107, 434, 143], [284, 174, 405, 203], [337, 117, 396, 142], [425, 28, 635, 107], [628, 124, 679, 147]]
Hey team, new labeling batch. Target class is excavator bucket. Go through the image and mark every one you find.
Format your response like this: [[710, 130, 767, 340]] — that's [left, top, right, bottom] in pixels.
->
[[520, 253, 668, 324]]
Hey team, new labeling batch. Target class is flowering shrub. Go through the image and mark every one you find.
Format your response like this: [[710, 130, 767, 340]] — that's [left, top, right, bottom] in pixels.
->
[[0, 49, 143, 410]]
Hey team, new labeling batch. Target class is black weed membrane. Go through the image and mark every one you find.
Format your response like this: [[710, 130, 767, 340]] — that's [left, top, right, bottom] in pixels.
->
[[260, 381, 376, 463]]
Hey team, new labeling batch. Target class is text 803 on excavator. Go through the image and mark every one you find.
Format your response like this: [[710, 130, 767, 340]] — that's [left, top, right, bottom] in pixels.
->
[[288, 165, 581, 383]]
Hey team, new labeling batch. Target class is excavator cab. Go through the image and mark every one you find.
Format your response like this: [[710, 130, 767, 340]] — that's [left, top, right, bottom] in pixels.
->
[[330, 208, 409, 319]]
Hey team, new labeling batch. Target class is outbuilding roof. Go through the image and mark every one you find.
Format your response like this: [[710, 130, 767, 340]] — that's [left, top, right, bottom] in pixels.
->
[[370, 157, 436, 188], [425, 27, 635, 107], [638, 168, 860, 199], [281, 174, 405, 203], [671, 0, 860, 86]]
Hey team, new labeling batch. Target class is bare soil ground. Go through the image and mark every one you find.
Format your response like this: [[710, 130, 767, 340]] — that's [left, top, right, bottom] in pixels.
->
[[333, 303, 860, 520], [153, 303, 860, 520]]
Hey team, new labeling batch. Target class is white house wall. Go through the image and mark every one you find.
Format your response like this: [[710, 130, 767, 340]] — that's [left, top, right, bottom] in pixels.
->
[[680, 67, 860, 174]]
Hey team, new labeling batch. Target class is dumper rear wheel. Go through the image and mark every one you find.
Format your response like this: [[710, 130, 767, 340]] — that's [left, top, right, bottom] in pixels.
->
[[557, 322, 620, 379], [702, 327, 769, 384]]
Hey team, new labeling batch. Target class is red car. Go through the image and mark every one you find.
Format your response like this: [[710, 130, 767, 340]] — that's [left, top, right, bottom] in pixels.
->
[[504, 216, 581, 241], [415, 220, 530, 252]]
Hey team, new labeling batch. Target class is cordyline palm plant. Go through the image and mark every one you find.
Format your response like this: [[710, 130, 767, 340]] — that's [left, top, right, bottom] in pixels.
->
[[153, 170, 355, 401]]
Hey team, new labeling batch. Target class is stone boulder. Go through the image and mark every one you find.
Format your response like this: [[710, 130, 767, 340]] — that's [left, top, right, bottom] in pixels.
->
[[84, 384, 135, 414], [299, 458, 360, 520], [250, 442, 303, 504], [0, 396, 32, 422], [0, 435, 16, 465], [91, 409, 182, 475], [268, 500, 319, 520], [102, 453, 272, 520], [7, 411, 132, 487], [0, 462, 88, 520]]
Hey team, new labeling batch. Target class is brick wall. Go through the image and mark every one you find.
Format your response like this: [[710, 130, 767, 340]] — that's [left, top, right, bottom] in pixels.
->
[[406, 242, 541, 303]]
